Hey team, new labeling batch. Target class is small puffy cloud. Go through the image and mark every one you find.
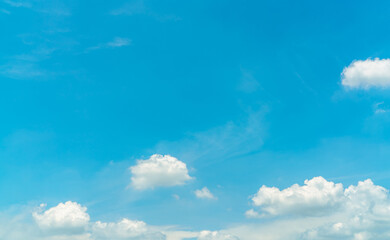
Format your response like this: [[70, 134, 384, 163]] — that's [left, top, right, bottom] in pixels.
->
[[33, 201, 90, 234], [341, 58, 390, 89], [244, 209, 261, 218], [194, 187, 217, 200], [129, 154, 192, 190], [249, 176, 344, 217], [92, 218, 165, 240], [198, 230, 239, 240]]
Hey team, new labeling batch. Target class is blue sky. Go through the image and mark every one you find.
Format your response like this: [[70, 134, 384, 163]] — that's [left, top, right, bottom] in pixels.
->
[[2, 0, 390, 239]]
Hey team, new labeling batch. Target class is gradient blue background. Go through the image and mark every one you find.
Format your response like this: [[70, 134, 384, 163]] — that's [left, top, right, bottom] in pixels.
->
[[1, 0, 390, 231]]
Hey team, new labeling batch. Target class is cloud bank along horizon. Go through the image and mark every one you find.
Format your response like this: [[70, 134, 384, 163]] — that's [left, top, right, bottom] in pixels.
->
[[4, 172, 390, 240]]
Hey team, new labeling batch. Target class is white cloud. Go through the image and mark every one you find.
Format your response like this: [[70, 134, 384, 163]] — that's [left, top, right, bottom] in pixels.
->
[[92, 219, 146, 238], [163, 230, 198, 240], [129, 154, 192, 190], [0, 201, 167, 240], [3, 0, 70, 15], [110, 1, 146, 16], [244, 209, 261, 218], [302, 179, 390, 239], [373, 102, 389, 114], [7, 176, 390, 240], [107, 37, 131, 48], [198, 230, 239, 240], [0, 62, 46, 79], [238, 177, 390, 240], [194, 187, 217, 200], [3, 0, 32, 8], [341, 58, 390, 89], [33, 201, 90, 234], [85, 37, 131, 52], [109, 0, 180, 21], [249, 176, 344, 217], [92, 218, 165, 240]]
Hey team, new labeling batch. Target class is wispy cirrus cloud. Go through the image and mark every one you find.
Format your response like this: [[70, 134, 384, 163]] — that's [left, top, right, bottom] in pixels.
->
[[1, 8, 11, 14], [0, 63, 46, 79], [110, 0, 181, 22], [153, 109, 266, 166], [3, 0, 32, 8], [0, 42, 74, 80], [110, 0, 146, 16], [85, 37, 131, 52], [3, 0, 71, 15], [0, 28, 79, 80], [107, 37, 131, 47]]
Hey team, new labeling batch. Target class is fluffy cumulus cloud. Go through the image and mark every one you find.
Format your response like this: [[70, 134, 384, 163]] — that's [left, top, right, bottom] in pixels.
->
[[1, 200, 242, 240], [7, 177, 390, 240], [341, 58, 390, 89], [130, 154, 192, 190], [198, 230, 239, 240], [194, 187, 217, 200], [26, 201, 166, 240], [33, 201, 90, 234], [248, 176, 344, 217], [242, 177, 390, 240], [301, 179, 390, 240]]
